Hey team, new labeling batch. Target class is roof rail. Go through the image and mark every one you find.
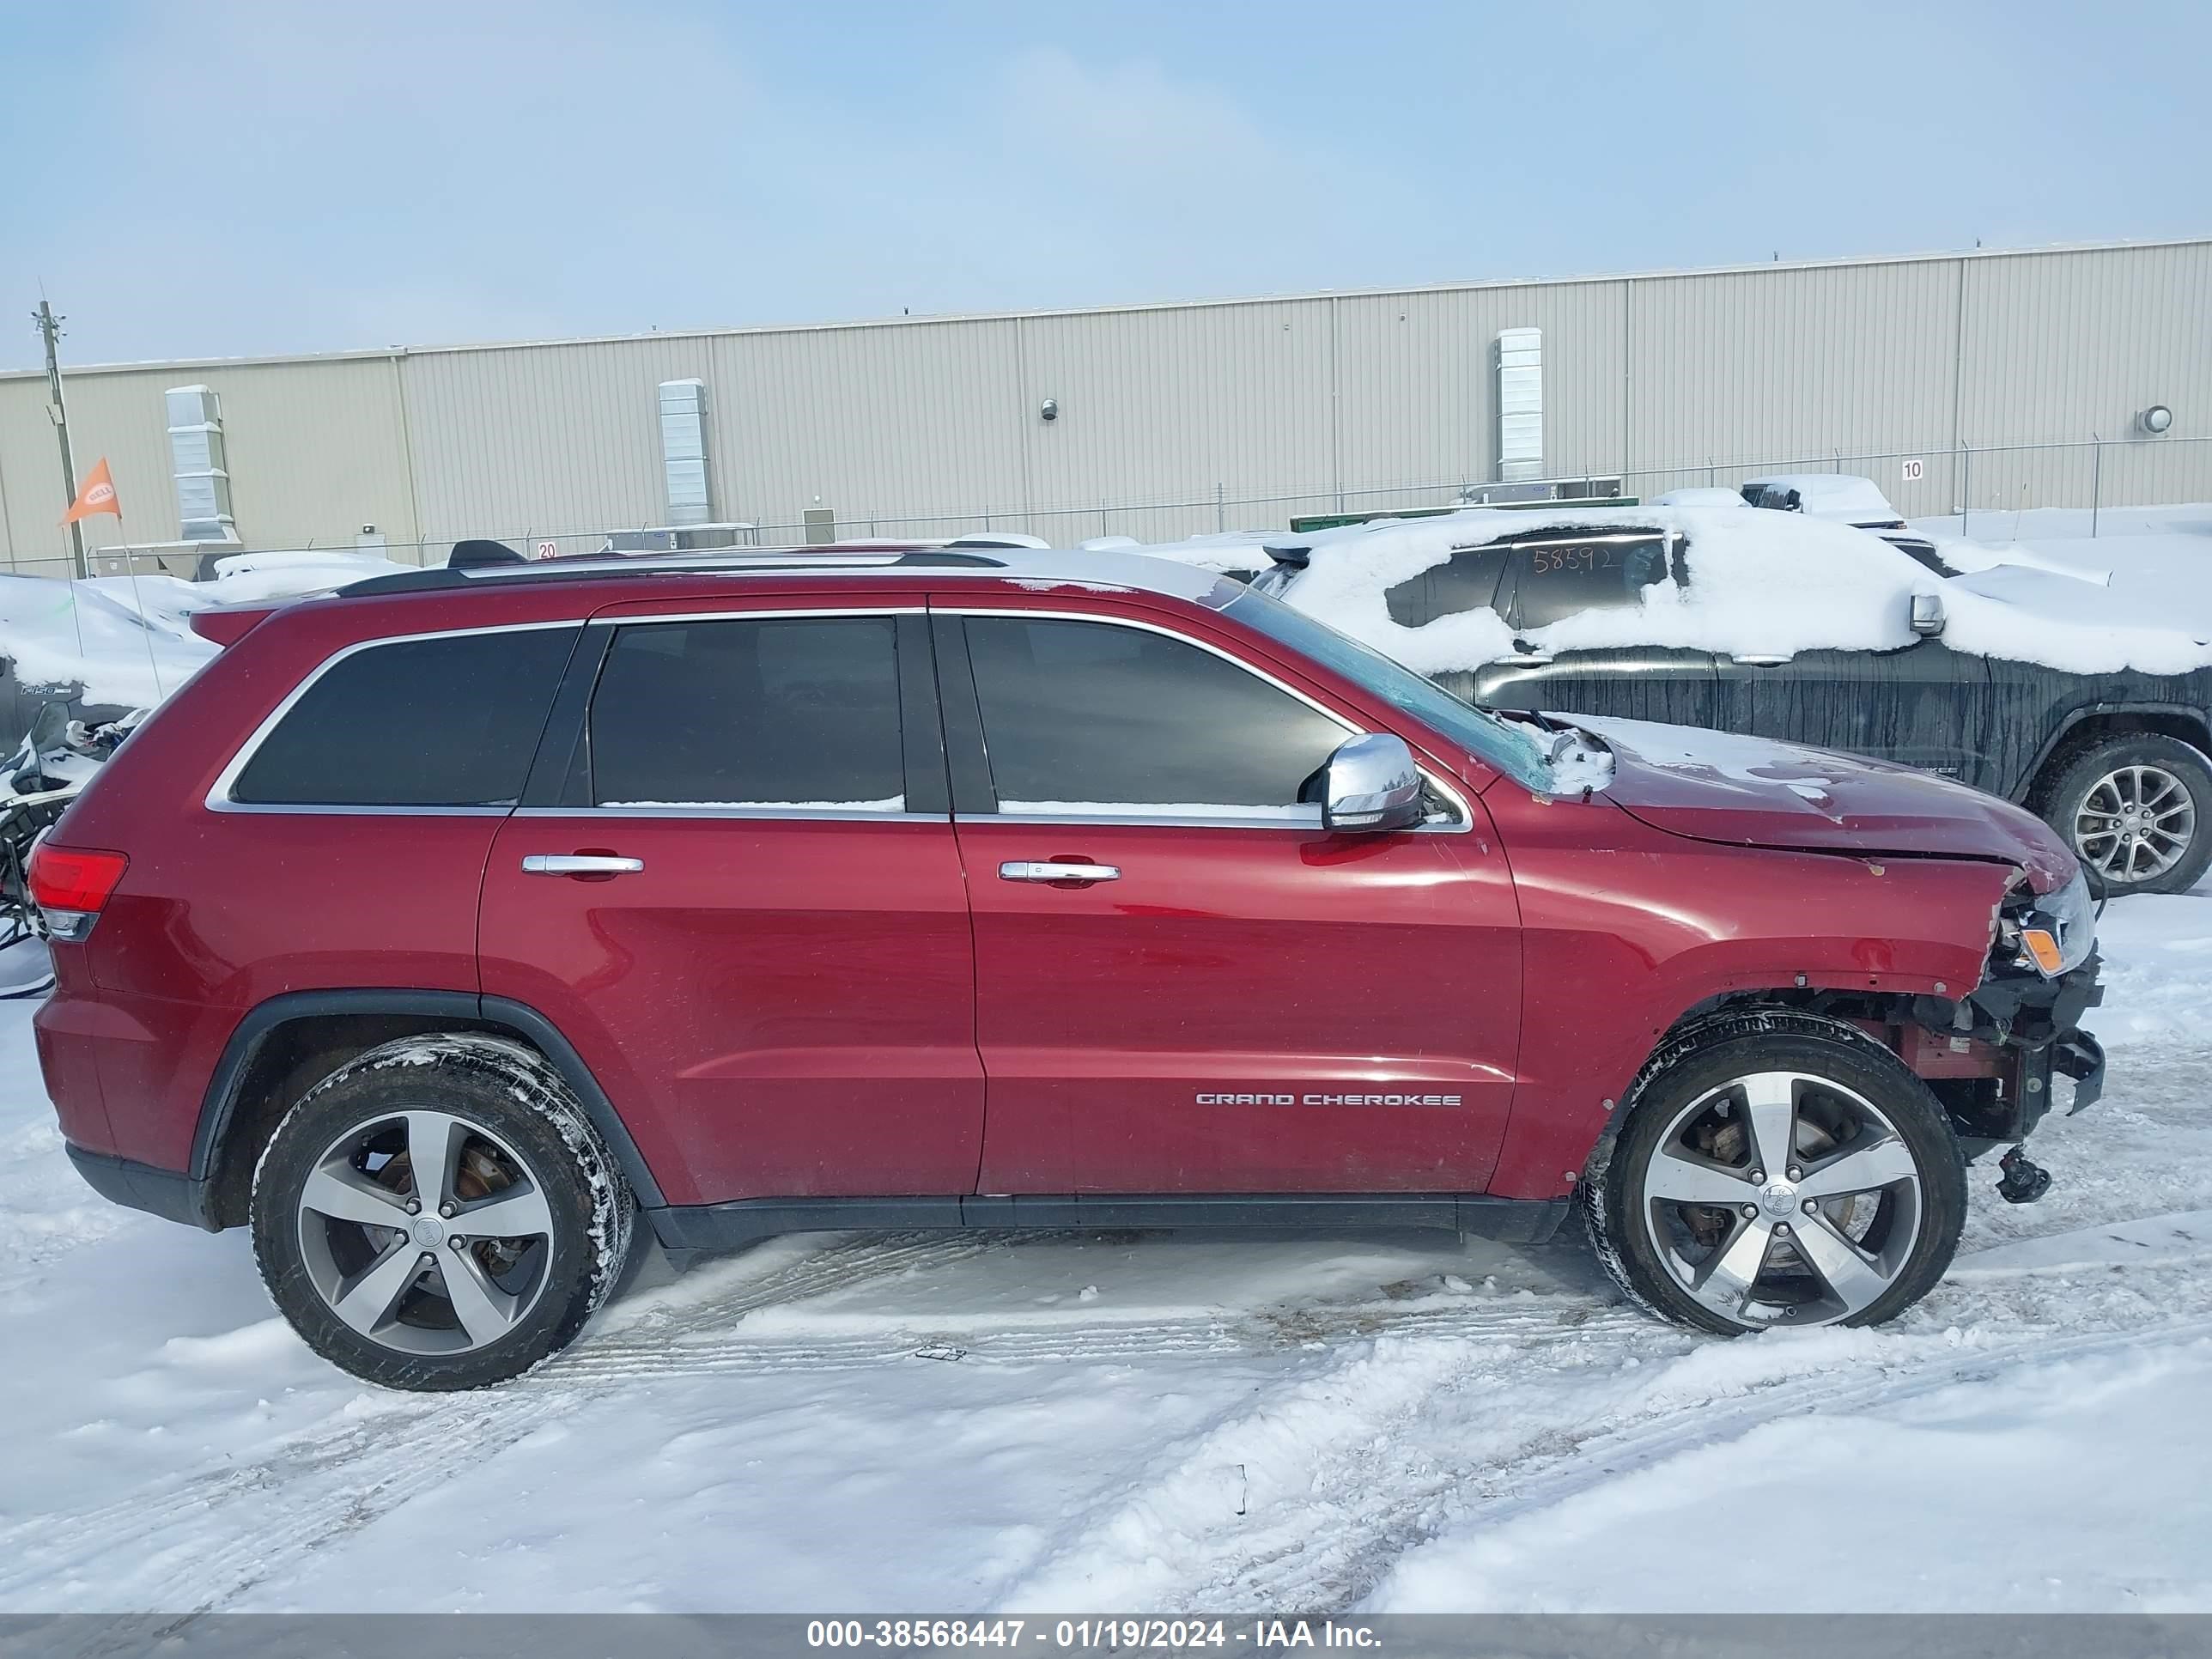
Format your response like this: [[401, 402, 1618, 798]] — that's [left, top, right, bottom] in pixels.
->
[[340, 548, 1011, 598]]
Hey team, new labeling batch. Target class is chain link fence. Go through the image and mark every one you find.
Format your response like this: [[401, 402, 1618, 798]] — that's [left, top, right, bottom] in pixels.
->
[[91, 434, 2211, 574]]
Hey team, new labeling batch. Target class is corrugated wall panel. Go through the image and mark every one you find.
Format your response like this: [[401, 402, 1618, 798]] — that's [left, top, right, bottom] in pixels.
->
[[401, 336, 720, 552], [0, 356, 413, 567], [1018, 300, 1334, 541], [1334, 279, 1627, 504], [710, 318, 1027, 539], [5, 240, 2208, 563], [1626, 259, 1961, 509], [1957, 243, 2212, 510]]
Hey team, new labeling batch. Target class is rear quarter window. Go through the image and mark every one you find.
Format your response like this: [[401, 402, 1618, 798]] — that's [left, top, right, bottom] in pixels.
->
[[229, 626, 578, 806]]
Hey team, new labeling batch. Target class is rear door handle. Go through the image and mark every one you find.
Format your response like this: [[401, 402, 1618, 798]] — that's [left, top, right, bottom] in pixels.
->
[[522, 854, 644, 876], [999, 860, 1120, 883]]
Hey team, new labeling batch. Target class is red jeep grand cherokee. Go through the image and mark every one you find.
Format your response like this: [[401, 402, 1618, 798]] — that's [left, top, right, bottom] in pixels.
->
[[32, 546, 2106, 1389]]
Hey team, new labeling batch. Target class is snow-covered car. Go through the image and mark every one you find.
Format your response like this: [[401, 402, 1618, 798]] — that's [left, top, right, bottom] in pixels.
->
[[1163, 506, 2212, 894], [1741, 472, 1908, 528], [1737, 472, 1967, 576]]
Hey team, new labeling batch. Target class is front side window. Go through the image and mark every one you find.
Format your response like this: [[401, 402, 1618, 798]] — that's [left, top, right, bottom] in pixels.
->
[[230, 627, 578, 807], [588, 617, 905, 809], [1219, 587, 1551, 792], [1508, 535, 1671, 630], [963, 616, 1346, 816]]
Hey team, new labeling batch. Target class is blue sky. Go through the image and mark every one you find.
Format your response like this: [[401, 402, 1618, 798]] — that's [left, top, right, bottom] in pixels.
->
[[5, 0, 2207, 369]]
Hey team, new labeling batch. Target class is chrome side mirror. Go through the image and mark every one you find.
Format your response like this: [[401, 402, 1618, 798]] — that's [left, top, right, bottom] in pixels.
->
[[1909, 592, 1947, 637], [1322, 732, 1425, 833]]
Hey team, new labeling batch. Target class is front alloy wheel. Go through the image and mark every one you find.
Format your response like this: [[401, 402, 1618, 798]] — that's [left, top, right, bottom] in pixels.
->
[[1589, 1018, 1966, 1335], [1638, 1071, 1923, 1326]]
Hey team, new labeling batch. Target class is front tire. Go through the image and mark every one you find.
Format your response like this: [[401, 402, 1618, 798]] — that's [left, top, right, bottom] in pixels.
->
[[1587, 1016, 1966, 1335], [2039, 732, 2212, 897], [251, 1034, 635, 1390]]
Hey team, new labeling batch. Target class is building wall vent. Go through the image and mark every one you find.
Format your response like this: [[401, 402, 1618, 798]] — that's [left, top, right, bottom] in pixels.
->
[[165, 385, 239, 544], [658, 379, 713, 526], [1494, 328, 1544, 483]]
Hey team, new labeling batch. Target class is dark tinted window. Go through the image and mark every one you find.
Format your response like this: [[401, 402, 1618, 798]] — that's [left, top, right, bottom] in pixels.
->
[[589, 617, 904, 808], [232, 627, 576, 806], [964, 617, 1346, 811], [1509, 536, 1670, 630], [1384, 545, 1512, 627]]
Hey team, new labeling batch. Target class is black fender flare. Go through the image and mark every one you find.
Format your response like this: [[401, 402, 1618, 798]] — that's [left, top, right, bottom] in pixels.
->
[[2010, 701, 2212, 803], [189, 988, 667, 1211]]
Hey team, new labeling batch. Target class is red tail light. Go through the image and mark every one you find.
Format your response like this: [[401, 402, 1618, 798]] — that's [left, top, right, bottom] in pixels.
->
[[27, 845, 130, 915]]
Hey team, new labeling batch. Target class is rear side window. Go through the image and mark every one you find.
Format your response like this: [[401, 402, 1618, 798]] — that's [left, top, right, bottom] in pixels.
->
[[963, 616, 1346, 812], [588, 617, 905, 808], [1508, 536, 1671, 631], [230, 627, 577, 806], [1383, 545, 1511, 627]]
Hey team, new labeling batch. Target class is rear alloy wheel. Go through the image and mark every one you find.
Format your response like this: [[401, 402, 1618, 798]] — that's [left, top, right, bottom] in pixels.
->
[[1589, 1020, 1966, 1334], [2041, 732, 2212, 897], [252, 1035, 634, 1389]]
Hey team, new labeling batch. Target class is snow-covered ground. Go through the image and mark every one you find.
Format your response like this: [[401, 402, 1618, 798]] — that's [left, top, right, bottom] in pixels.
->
[[0, 509, 2209, 1615]]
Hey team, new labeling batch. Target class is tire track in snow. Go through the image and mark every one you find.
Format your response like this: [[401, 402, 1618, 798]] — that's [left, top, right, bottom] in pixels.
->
[[9, 1224, 2207, 1613], [1000, 1264, 2212, 1613], [0, 1231, 1009, 1612]]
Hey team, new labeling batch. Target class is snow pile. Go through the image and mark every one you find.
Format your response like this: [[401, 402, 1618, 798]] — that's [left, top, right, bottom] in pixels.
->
[[0, 575, 215, 708], [1139, 506, 2212, 679], [0, 551, 419, 712], [203, 548, 416, 599], [1369, 1334, 2212, 1613]]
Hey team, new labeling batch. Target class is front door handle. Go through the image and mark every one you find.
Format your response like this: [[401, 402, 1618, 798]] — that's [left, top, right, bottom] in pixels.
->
[[522, 854, 645, 876], [999, 860, 1120, 883]]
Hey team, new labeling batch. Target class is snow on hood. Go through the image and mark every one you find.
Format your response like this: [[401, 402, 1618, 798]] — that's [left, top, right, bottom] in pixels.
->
[[1582, 714, 2078, 889], [1140, 507, 2210, 679]]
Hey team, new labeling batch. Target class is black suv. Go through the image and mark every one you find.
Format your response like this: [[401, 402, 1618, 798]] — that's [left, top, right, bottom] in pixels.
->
[[1243, 510, 2211, 895]]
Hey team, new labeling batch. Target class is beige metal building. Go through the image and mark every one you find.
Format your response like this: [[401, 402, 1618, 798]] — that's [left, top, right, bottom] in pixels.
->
[[3, 237, 2206, 578]]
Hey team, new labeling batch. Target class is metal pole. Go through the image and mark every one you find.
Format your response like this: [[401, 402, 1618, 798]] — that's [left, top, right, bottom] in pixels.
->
[[1216, 482, 1224, 532], [33, 300, 88, 579], [2091, 438, 2102, 539], [1960, 442, 1972, 539]]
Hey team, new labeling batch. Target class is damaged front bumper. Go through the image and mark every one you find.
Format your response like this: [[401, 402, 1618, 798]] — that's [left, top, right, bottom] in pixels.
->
[[1904, 952, 2106, 1164]]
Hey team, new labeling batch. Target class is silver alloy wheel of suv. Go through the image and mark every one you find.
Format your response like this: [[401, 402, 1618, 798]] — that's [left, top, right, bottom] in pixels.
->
[[252, 1034, 635, 1390], [1638, 1071, 1923, 1326], [1588, 1014, 1967, 1335], [2040, 732, 2212, 897], [2073, 763, 2197, 885], [295, 1109, 556, 1356]]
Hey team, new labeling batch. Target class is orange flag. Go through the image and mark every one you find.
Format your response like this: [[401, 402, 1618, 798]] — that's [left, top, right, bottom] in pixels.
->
[[62, 458, 120, 525]]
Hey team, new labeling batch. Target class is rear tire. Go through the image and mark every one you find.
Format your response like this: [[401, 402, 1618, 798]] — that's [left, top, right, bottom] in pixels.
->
[[1586, 1014, 1966, 1335], [2037, 732, 2212, 897], [251, 1033, 635, 1390]]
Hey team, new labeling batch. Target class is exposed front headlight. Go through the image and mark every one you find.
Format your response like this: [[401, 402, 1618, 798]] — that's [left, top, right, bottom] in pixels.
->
[[2015, 867, 2097, 978]]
